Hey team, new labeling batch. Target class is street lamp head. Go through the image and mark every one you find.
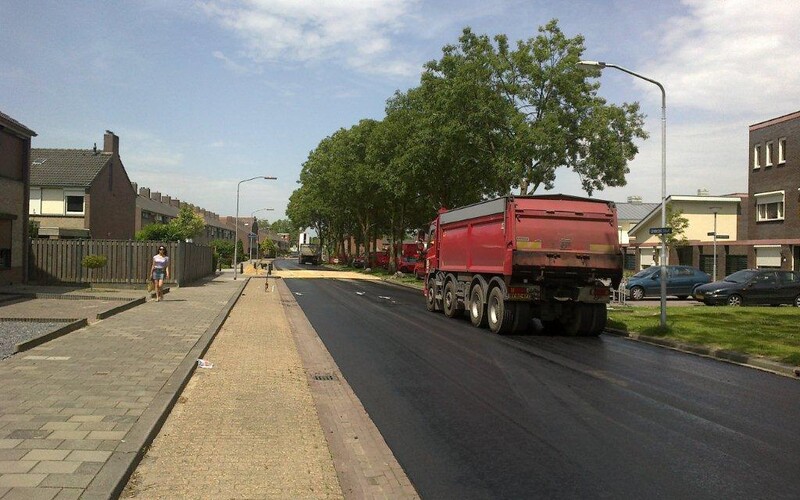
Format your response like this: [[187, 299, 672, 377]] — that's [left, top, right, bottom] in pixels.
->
[[262, 176, 277, 180], [709, 206, 720, 214], [577, 60, 607, 70]]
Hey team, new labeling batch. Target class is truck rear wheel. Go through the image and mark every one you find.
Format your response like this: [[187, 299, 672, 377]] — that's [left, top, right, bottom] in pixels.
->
[[578, 304, 607, 336], [443, 279, 463, 318], [469, 283, 487, 328], [425, 280, 438, 312], [487, 287, 514, 334]]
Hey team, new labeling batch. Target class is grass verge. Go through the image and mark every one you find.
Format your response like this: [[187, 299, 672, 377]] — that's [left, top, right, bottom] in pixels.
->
[[607, 306, 800, 365]]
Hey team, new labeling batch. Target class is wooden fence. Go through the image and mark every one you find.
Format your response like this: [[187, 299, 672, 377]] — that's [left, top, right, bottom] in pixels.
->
[[28, 239, 214, 286]]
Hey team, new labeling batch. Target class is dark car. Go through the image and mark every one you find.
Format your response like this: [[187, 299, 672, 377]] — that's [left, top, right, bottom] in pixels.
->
[[625, 265, 712, 300], [694, 269, 800, 306]]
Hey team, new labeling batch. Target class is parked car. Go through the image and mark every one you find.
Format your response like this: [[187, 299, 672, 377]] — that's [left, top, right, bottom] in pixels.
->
[[396, 255, 418, 273], [694, 269, 800, 306], [625, 265, 712, 300], [351, 255, 366, 268]]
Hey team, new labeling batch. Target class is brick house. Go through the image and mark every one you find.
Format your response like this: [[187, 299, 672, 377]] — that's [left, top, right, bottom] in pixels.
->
[[29, 131, 136, 239], [0, 111, 37, 285], [747, 110, 800, 270], [132, 183, 237, 244]]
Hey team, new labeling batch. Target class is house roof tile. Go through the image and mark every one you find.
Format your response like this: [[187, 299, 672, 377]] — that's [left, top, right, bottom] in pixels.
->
[[616, 202, 660, 222], [30, 148, 111, 187], [0, 110, 37, 138]]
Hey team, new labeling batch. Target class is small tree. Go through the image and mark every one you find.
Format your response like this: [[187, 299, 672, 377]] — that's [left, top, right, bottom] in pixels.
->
[[211, 239, 235, 268], [666, 206, 689, 249], [260, 238, 277, 258], [135, 223, 177, 241], [81, 254, 108, 269], [169, 205, 205, 241]]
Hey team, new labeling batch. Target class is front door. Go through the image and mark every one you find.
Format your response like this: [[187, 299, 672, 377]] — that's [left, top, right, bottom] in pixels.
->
[[794, 246, 800, 272]]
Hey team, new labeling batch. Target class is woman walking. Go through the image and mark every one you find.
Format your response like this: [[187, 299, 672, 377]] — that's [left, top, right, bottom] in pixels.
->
[[150, 245, 170, 301]]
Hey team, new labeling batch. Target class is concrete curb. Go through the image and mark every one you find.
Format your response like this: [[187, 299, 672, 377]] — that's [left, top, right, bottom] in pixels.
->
[[13, 318, 88, 353], [82, 277, 249, 500], [604, 328, 800, 379], [96, 297, 146, 320]]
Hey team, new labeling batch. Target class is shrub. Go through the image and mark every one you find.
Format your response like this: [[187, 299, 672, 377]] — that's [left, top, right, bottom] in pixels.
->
[[82, 254, 108, 269]]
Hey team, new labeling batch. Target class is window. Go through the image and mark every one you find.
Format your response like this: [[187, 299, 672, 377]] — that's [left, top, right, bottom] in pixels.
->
[[29, 187, 41, 214], [755, 246, 781, 268], [778, 271, 798, 284], [778, 137, 786, 164], [755, 191, 784, 222], [765, 141, 773, 166], [753, 144, 761, 169], [65, 194, 84, 214]]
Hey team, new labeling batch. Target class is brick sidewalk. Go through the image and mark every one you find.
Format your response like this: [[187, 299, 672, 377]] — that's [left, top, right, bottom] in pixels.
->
[[0, 273, 244, 499], [0, 272, 418, 499]]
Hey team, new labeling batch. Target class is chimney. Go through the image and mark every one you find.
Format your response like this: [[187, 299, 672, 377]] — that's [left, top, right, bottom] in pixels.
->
[[161, 195, 171, 205], [697, 188, 709, 196], [170, 199, 180, 208], [139, 187, 150, 198], [131, 182, 138, 193], [103, 130, 119, 155], [150, 191, 161, 201], [627, 195, 642, 204]]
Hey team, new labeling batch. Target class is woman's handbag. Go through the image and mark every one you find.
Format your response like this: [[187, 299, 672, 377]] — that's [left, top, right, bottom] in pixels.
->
[[147, 280, 154, 293]]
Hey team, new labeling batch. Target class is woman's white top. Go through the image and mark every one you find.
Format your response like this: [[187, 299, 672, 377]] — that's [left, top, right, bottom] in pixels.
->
[[153, 254, 170, 269]]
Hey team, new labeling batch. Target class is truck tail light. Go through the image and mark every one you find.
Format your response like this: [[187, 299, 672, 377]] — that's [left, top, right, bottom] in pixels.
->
[[592, 286, 610, 298]]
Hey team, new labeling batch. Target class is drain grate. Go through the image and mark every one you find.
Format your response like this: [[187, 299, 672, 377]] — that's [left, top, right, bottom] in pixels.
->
[[313, 373, 336, 381]]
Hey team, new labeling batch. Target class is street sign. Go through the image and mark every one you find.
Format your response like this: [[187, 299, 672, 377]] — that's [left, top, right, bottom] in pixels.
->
[[716, 234, 730, 240], [649, 227, 673, 235], [707, 231, 715, 236]]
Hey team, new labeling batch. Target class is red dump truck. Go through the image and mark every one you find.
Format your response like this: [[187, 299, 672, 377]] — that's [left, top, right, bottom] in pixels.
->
[[422, 195, 622, 336]]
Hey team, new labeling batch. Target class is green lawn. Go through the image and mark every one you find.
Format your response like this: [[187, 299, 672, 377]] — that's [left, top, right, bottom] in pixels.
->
[[608, 306, 800, 365]]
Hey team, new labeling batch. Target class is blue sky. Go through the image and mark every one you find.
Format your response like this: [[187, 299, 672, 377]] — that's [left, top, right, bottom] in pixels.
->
[[2, 0, 799, 222]]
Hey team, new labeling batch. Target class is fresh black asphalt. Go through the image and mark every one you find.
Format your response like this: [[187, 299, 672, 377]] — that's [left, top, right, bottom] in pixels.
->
[[281, 270, 800, 499]]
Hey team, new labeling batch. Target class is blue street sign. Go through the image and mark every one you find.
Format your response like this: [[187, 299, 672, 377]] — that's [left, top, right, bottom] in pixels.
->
[[649, 227, 673, 235]]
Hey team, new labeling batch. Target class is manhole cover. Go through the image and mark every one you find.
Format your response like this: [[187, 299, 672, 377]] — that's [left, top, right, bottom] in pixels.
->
[[312, 373, 336, 381]]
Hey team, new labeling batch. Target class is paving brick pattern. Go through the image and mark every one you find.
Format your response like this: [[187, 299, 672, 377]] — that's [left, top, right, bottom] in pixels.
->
[[0, 275, 241, 499], [123, 278, 343, 499]]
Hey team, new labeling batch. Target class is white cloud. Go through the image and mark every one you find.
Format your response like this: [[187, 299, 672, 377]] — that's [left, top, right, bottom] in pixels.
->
[[644, 0, 800, 116], [198, 0, 420, 76], [212, 50, 261, 75]]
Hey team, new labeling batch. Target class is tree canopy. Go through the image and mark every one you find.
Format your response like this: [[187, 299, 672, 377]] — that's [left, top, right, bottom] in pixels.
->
[[287, 20, 648, 263], [135, 204, 206, 242]]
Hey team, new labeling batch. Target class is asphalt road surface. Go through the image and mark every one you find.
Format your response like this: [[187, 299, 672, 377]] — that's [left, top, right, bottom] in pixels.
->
[[280, 272, 800, 499]]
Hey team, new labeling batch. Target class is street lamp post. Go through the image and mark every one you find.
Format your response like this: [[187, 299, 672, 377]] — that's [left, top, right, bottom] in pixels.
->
[[709, 206, 720, 281], [577, 60, 668, 329], [249, 208, 274, 261], [234, 176, 277, 280]]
